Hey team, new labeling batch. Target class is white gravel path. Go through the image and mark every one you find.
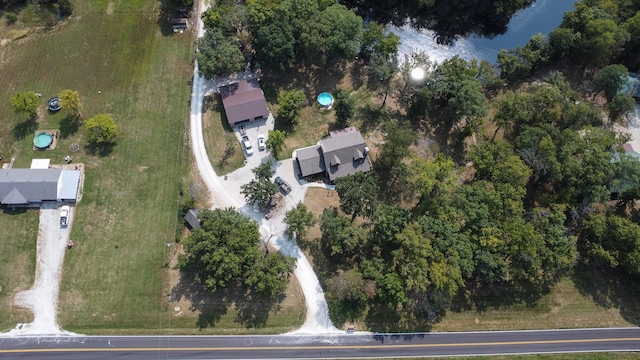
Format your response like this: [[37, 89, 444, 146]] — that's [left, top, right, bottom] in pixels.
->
[[3, 202, 75, 336]]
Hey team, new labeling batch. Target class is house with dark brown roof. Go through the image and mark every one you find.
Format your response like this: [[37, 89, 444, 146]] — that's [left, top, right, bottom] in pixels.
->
[[295, 127, 371, 182], [219, 79, 270, 126]]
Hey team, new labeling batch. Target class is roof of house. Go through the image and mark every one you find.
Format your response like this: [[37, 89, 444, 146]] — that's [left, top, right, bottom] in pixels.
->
[[320, 127, 371, 181], [0, 168, 81, 205], [59, 170, 81, 200], [219, 79, 270, 125], [0, 168, 61, 205], [184, 209, 201, 229], [296, 145, 326, 178]]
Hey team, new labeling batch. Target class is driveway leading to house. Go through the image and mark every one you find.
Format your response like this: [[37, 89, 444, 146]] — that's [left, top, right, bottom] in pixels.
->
[[6, 202, 75, 336], [190, 2, 339, 333]]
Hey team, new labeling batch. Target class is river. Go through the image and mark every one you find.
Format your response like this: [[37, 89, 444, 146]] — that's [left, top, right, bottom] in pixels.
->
[[394, 0, 577, 64]]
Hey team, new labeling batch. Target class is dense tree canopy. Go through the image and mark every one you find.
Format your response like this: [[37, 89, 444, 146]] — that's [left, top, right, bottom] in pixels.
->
[[196, 28, 245, 78], [177, 208, 296, 296]]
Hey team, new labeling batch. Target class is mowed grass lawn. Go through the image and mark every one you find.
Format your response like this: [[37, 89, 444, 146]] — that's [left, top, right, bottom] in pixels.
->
[[0, 0, 193, 332], [0, 209, 38, 331]]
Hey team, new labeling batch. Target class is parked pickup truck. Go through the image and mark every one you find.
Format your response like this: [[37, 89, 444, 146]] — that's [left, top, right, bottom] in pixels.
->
[[274, 176, 292, 195], [60, 205, 69, 227]]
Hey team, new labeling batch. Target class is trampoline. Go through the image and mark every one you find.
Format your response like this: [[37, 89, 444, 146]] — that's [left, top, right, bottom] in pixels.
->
[[48, 97, 61, 112], [317, 92, 334, 109], [34, 132, 53, 149]]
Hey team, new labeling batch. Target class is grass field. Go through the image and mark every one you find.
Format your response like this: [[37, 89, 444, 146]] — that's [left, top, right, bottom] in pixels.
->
[[0, 209, 38, 331], [0, 0, 305, 334], [201, 95, 245, 175]]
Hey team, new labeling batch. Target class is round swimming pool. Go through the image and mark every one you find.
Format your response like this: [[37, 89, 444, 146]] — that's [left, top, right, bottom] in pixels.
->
[[34, 132, 53, 149], [48, 97, 61, 112], [317, 92, 334, 108]]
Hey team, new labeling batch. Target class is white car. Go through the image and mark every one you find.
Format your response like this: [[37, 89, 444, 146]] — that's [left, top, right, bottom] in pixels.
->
[[60, 205, 70, 226], [242, 136, 253, 155], [257, 134, 266, 151]]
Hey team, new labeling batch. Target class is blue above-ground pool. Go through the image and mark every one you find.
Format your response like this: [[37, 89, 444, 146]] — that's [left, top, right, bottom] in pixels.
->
[[48, 97, 61, 112], [317, 92, 334, 108], [34, 132, 53, 149]]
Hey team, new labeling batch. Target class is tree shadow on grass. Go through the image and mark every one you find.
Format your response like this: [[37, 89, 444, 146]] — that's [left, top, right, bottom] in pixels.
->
[[84, 143, 114, 158], [235, 291, 286, 329], [450, 280, 550, 314], [364, 302, 434, 333], [13, 118, 38, 140], [571, 263, 640, 326], [170, 270, 289, 329], [59, 115, 81, 139], [170, 271, 230, 329]]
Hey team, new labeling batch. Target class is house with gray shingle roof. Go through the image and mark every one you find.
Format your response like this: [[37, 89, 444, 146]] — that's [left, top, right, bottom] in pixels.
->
[[295, 127, 371, 182], [0, 168, 81, 206]]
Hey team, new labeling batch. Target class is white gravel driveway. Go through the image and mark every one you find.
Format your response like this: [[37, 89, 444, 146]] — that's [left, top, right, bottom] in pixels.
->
[[5, 202, 75, 336]]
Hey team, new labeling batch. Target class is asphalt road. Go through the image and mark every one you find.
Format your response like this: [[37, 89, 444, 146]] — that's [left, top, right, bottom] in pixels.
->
[[1, 328, 639, 359]]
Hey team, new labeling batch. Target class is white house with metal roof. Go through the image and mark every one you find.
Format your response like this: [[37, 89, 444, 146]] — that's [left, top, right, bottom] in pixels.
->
[[0, 168, 81, 206]]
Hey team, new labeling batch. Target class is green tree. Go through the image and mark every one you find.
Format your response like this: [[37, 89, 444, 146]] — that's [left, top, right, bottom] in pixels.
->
[[582, 213, 640, 277], [359, 21, 399, 61], [265, 129, 285, 159], [197, 28, 245, 78], [252, 18, 295, 71], [369, 51, 398, 109], [299, 4, 362, 63], [241, 178, 278, 209], [320, 207, 364, 256], [608, 93, 636, 122], [245, 252, 296, 297], [333, 90, 355, 127], [284, 202, 316, 242], [176, 208, 261, 292], [470, 141, 532, 188], [392, 221, 463, 305], [373, 120, 415, 204], [497, 33, 550, 81], [84, 113, 119, 146], [325, 269, 368, 322], [252, 159, 275, 181], [59, 89, 82, 119], [335, 172, 379, 222], [277, 89, 305, 128], [592, 64, 628, 102], [10, 91, 39, 118]]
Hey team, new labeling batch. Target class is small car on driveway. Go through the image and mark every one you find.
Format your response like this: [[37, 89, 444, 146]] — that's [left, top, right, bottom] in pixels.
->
[[60, 205, 70, 227], [242, 136, 253, 155], [274, 176, 292, 195], [257, 134, 266, 151]]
